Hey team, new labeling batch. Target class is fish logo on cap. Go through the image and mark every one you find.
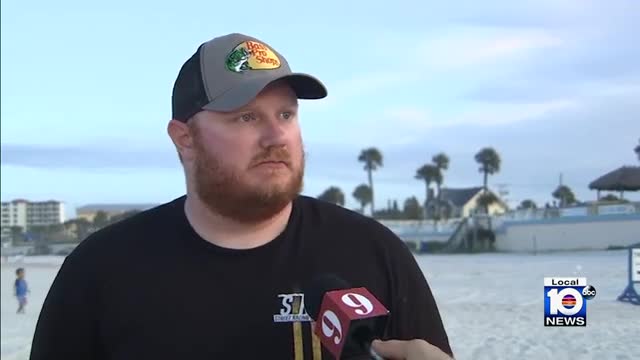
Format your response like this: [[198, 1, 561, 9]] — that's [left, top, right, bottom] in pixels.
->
[[225, 41, 281, 73]]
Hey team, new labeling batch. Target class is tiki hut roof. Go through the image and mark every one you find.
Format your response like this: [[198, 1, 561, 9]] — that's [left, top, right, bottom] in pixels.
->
[[588, 166, 640, 192]]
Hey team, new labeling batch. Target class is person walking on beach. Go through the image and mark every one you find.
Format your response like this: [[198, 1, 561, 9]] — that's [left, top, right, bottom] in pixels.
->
[[14, 267, 30, 314]]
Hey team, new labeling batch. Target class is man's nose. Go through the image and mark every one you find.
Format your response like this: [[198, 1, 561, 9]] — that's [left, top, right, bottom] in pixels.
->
[[259, 116, 287, 148]]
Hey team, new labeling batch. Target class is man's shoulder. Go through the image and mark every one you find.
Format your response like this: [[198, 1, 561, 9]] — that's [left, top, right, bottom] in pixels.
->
[[296, 195, 401, 243], [298, 195, 380, 225]]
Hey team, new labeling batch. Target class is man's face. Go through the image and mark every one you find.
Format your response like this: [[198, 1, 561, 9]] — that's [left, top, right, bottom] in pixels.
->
[[187, 81, 304, 223]]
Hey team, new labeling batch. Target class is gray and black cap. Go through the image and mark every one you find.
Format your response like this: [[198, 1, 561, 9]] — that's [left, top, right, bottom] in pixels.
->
[[172, 33, 328, 122]]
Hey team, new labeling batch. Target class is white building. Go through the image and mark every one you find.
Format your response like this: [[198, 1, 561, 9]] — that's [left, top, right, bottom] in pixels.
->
[[1, 199, 65, 241], [1, 200, 28, 229]]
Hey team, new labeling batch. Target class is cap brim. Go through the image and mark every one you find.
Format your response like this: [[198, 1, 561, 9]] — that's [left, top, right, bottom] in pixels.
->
[[202, 73, 327, 112]]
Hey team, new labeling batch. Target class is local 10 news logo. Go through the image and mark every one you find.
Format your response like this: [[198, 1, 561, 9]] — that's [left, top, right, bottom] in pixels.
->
[[544, 277, 596, 327]]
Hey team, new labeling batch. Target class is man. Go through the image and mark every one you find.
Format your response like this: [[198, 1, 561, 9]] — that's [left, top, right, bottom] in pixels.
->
[[30, 33, 453, 360]]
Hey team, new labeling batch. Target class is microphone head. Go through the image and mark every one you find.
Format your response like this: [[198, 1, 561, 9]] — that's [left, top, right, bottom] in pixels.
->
[[303, 273, 351, 321], [303, 274, 390, 359]]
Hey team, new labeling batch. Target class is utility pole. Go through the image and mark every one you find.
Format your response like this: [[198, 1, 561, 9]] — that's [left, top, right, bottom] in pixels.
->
[[496, 183, 510, 209]]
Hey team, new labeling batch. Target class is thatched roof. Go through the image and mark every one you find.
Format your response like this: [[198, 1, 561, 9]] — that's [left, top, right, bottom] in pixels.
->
[[588, 166, 640, 191]]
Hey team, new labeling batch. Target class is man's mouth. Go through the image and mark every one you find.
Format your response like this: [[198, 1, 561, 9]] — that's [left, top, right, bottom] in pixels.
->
[[256, 160, 289, 167]]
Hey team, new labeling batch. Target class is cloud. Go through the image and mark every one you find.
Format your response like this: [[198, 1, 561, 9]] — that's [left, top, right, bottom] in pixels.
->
[[445, 0, 638, 30], [414, 27, 564, 71], [457, 7, 639, 105], [351, 98, 578, 147], [304, 25, 565, 113], [301, 70, 414, 113], [448, 100, 579, 127], [0, 143, 179, 170], [464, 76, 640, 105], [382, 107, 433, 132], [588, 83, 640, 98], [312, 0, 639, 113]]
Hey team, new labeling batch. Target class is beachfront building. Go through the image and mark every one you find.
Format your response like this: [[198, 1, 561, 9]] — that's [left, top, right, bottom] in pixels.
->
[[1, 199, 65, 241], [424, 187, 509, 219]]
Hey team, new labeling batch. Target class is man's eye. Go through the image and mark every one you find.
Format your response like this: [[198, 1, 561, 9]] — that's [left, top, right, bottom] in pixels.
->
[[281, 112, 293, 120], [239, 113, 255, 122]]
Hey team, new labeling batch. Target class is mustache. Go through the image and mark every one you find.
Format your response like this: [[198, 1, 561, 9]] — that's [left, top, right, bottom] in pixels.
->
[[250, 147, 292, 167]]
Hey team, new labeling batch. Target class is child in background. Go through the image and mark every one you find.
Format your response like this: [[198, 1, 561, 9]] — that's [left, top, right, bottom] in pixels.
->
[[15, 267, 29, 314]]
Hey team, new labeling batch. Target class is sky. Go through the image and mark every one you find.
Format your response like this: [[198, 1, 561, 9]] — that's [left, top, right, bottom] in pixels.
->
[[2, 0, 640, 219]]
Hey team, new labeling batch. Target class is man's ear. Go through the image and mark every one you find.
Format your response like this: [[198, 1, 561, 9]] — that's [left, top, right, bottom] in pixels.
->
[[167, 119, 195, 161]]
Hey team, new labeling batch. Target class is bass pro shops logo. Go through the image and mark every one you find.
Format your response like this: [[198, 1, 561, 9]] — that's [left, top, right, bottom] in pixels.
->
[[226, 40, 281, 73]]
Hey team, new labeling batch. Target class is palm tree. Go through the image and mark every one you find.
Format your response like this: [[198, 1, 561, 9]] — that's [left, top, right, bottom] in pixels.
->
[[358, 148, 383, 215], [432, 153, 450, 220], [92, 210, 110, 229], [552, 185, 577, 207], [600, 194, 621, 202], [403, 196, 423, 220], [477, 192, 499, 214], [476, 191, 500, 233], [317, 186, 345, 206], [432, 153, 450, 172], [415, 164, 441, 218], [352, 184, 373, 214], [518, 199, 537, 210], [474, 147, 501, 195]]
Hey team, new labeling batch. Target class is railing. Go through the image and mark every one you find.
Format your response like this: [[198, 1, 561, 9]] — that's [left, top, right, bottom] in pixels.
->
[[440, 217, 469, 253], [497, 201, 640, 222], [377, 201, 640, 246], [377, 219, 458, 235]]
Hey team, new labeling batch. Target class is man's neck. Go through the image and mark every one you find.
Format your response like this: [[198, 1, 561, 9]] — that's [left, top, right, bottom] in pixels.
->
[[183, 194, 293, 250]]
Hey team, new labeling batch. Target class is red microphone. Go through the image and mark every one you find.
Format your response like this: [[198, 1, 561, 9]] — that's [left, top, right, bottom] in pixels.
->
[[304, 274, 389, 359]]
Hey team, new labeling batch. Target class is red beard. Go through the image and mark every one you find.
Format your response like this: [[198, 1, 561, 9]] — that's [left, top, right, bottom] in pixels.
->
[[192, 137, 304, 224]]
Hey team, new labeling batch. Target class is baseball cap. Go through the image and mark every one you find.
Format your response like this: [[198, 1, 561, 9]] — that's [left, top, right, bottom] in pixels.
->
[[172, 33, 328, 122]]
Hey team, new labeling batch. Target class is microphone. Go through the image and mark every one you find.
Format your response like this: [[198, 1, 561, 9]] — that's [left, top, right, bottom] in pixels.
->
[[303, 274, 389, 359]]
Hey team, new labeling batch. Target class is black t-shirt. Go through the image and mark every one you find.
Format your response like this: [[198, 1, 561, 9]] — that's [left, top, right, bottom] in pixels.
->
[[30, 195, 453, 359]]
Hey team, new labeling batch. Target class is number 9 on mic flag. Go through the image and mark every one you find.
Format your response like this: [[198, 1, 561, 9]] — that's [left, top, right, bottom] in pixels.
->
[[314, 287, 389, 359]]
